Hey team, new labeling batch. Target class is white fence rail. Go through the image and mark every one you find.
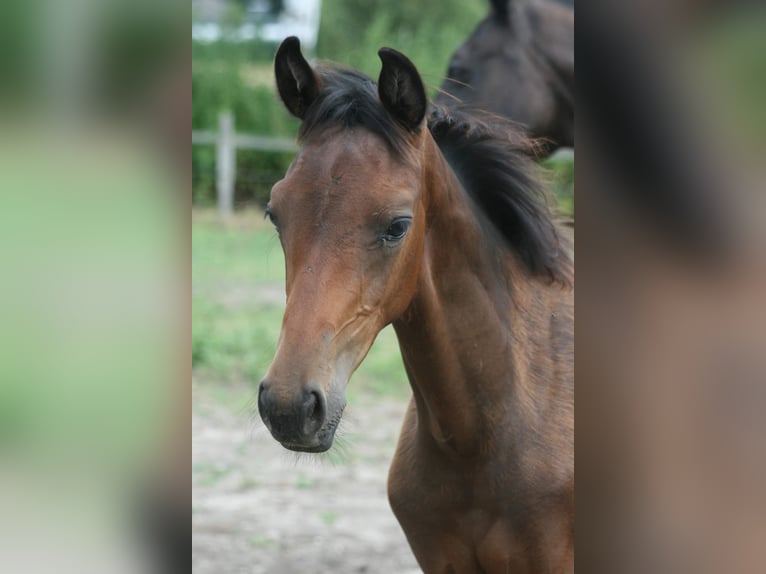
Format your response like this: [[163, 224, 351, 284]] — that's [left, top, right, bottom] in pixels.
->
[[192, 111, 298, 218]]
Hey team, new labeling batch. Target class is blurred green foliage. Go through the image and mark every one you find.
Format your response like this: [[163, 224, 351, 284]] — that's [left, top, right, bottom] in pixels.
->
[[192, 37, 299, 205], [317, 0, 485, 87], [542, 154, 575, 216], [699, 12, 766, 157], [0, 132, 177, 469]]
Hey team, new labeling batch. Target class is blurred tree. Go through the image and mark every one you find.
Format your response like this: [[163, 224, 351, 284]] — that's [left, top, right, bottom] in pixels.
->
[[319, 0, 484, 50], [317, 0, 485, 88]]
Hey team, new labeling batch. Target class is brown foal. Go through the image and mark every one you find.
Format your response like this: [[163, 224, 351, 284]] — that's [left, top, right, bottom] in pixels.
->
[[258, 37, 573, 573]]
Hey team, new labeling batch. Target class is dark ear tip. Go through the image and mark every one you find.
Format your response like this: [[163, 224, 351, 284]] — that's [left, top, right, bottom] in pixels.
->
[[278, 36, 301, 56], [274, 36, 318, 120], [378, 48, 421, 79], [377, 47, 426, 131], [378, 47, 407, 65]]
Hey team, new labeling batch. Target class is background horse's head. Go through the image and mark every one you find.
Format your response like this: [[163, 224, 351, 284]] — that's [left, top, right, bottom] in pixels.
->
[[257, 38, 429, 452], [436, 0, 574, 152]]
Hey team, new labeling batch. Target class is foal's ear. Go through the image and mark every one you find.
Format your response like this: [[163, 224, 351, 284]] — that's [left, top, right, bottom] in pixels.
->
[[377, 48, 427, 132], [274, 36, 321, 119]]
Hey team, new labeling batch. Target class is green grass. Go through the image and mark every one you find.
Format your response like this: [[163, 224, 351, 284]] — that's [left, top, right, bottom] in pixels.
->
[[192, 211, 285, 284], [295, 475, 315, 490], [248, 535, 275, 548], [320, 511, 338, 525], [193, 461, 231, 486]]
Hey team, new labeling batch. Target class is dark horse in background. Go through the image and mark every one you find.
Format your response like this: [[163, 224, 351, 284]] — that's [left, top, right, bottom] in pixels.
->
[[259, 37, 573, 572], [437, 0, 574, 155]]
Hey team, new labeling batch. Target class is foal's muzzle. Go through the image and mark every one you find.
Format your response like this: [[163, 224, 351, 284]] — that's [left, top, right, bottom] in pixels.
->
[[257, 380, 332, 452]]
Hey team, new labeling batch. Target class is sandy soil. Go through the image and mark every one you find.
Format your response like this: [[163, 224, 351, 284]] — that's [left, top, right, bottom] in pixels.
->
[[192, 381, 421, 574]]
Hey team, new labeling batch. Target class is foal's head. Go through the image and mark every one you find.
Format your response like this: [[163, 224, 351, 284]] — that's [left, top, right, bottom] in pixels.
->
[[257, 38, 429, 452]]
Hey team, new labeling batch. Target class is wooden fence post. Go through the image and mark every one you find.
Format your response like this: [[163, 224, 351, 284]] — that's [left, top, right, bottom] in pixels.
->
[[216, 111, 235, 219]]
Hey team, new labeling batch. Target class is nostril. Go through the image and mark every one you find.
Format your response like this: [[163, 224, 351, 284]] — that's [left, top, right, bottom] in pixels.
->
[[304, 392, 316, 419], [257, 381, 269, 418], [302, 389, 325, 435]]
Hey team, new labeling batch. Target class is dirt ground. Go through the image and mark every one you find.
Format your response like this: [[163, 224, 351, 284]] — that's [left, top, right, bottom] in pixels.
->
[[192, 380, 421, 574]]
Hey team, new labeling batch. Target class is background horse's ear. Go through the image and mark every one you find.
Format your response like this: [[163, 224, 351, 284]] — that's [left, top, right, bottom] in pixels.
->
[[377, 48, 427, 132], [490, 0, 509, 21], [274, 36, 321, 119]]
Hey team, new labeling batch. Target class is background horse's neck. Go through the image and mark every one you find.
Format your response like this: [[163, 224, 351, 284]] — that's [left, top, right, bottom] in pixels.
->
[[392, 135, 553, 458]]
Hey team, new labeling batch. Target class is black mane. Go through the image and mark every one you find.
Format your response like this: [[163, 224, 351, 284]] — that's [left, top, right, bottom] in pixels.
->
[[299, 66, 411, 158], [428, 105, 572, 284], [298, 65, 572, 285]]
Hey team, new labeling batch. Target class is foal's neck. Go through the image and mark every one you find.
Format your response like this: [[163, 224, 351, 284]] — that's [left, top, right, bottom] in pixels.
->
[[392, 137, 557, 458]]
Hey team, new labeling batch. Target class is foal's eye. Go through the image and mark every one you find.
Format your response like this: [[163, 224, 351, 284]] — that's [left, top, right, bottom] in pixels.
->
[[264, 206, 279, 230], [382, 217, 412, 244]]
